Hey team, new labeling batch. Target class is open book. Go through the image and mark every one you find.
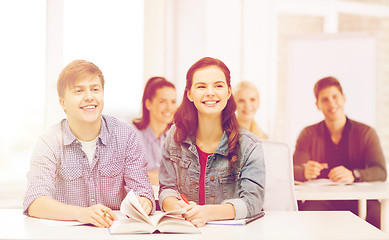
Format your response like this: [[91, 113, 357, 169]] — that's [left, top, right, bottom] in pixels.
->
[[109, 190, 200, 234]]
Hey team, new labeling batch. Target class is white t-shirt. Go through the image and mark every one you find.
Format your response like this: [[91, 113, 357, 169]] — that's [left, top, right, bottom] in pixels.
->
[[79, 137, 98, 165]]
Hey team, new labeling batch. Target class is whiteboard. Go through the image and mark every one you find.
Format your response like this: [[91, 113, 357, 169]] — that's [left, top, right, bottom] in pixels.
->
[[285, 33, 377, 148]]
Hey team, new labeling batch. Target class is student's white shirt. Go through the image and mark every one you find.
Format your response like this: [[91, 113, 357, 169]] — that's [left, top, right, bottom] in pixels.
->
[[79, 137, 98, 165]]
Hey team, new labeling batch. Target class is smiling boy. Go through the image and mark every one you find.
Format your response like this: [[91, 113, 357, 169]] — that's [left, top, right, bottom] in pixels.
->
[[293, 76, 386, 228], [23, 60, 154, 227]]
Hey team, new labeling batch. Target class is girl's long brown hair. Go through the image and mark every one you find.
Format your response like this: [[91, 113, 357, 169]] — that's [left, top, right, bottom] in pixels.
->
[[174, 57, 240, 171], [133, 77, 175, 130]]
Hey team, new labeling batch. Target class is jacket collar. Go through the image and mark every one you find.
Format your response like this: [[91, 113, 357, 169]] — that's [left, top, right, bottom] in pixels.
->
[[182, 131, 229, 156]]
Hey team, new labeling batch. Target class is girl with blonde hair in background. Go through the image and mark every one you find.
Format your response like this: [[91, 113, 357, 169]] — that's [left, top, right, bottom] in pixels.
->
[[234, 81, 268, 139]]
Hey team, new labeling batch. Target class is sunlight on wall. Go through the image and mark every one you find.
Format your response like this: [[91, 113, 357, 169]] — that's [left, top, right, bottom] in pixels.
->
[[63, 0, 144, 120], [0, 0, 144, 186], [0, 0, 46, 181]]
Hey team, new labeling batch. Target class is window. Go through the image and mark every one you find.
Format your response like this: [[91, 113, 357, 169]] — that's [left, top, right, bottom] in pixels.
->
[[0, 0, 144, 185], [0, 0, 46, 181], [63, 0, 144, 120]]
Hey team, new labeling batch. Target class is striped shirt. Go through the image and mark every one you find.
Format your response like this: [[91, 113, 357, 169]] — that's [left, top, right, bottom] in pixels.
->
[[23, 115, 155, 215]]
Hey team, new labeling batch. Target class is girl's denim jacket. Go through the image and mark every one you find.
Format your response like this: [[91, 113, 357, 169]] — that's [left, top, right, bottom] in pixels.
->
[[159, 125, 265, 219]]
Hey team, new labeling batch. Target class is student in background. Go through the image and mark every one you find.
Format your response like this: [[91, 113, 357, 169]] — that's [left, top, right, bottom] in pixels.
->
[[159, 57, 265, 227], [293, 76, 386, 228], [234, 81, 268, 139], [23, 60, 155, 228], [132, 77, 177, 186]]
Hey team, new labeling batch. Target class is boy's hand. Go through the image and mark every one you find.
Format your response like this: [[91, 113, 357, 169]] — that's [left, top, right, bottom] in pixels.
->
[[328, 166, 354, 183], [136, 196, 153, 215], [75, 204, 117, 228], [303, 160, 328, 180]]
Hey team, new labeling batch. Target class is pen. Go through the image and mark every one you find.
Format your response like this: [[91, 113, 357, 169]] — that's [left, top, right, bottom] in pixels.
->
[[103, 211, 114, 220], [180, 194, 189, 204], [245, 211, 265, 224]]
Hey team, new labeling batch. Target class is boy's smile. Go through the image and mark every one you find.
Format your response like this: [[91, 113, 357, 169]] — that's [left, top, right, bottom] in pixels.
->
[[60, 75, 104, 130]]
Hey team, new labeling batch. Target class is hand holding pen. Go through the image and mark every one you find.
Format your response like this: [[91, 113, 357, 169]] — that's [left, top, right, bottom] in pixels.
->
[[76, 204, 117, 228], [181, 194, 189, 204], [178, 193, 209, 227], [303, 160, 328, 180], [177, 193, 191, 208]]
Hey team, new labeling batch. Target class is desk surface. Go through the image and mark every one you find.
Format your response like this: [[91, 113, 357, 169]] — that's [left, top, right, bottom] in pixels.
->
[[1, 209, 388, 240], [295, 181, 389, 200]]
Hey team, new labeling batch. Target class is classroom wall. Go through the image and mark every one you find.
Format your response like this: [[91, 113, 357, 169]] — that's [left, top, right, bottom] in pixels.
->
[[338, 13, 389, 166], [275, 11, 389, 158], [2, 0, 389, 208], [144, 0, 389, 162], [275, 14, 324, 143], [144, 0, 277, 137]]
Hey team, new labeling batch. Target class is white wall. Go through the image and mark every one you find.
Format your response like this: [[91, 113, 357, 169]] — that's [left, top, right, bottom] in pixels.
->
[[285, 33, 377, 148], [162, 0, 273, 133], [153, 0, 389, 143]]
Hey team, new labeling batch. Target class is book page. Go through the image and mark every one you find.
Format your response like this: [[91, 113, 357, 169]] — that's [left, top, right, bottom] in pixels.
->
[[120, 190, 153, 225], [111, 191, 199, 234], [109, 215, 156, 234], [149, 208, 186, 226], [157, 214, 200, 234], [110, 211, 198, 234], [158, 219, 200, 233]]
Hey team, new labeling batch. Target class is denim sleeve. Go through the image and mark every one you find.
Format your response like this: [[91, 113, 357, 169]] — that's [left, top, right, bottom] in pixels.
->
[[158, 127, 181, 209], [223, 141, 265, 219]]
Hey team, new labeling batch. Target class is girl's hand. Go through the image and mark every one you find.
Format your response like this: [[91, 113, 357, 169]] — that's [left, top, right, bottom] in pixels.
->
[[182, 202, 208, 227], [176, 199, 190, 208]]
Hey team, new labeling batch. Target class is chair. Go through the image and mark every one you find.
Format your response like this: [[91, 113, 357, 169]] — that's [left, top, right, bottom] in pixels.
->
[[261, 140, 298, 211]]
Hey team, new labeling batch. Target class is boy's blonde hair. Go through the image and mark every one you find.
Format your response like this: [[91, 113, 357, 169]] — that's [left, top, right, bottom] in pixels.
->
[[57, 60, 105, 98]]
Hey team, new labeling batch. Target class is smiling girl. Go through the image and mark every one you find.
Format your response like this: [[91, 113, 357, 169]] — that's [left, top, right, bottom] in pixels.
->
[[234, 81, 268, 139], [133, 77, 177, 186], [158, 57, 265, 227]]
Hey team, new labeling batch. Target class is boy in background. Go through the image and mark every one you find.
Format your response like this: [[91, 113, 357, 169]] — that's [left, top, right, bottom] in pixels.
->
[[293, 76, 386, 228]]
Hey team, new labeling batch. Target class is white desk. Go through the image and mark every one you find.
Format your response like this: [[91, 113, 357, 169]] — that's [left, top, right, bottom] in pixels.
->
[[295, 181, 389, 232], [0, 209, 388, 240]]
